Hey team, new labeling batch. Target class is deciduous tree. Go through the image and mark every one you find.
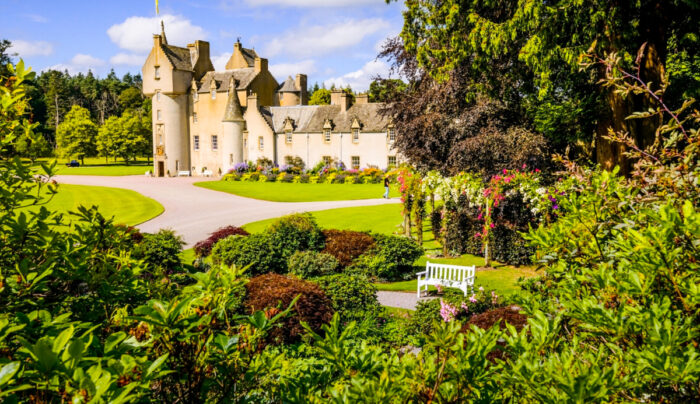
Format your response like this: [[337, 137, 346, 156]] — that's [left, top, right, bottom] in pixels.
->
[[56, 105, 97, 164]]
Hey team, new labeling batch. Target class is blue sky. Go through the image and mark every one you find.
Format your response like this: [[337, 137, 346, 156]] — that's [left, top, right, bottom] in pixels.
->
[[1, 0, 405, 90]]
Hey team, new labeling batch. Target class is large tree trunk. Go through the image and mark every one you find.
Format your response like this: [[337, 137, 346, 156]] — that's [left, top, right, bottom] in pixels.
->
[[596, 42, 666, 175]]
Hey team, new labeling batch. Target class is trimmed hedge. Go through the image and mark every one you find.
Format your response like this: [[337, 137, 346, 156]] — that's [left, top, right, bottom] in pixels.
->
[[244, 273, 333, 344], [352, 234, 423, 280], [314, 274, 380, 323], [210, 234, 284, 276], [321, 229, 375, 268]]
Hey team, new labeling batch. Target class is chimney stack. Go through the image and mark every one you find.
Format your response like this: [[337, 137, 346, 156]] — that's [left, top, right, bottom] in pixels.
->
[[247, 92, 258, 110], [295, 74, 308, 105], [356, 93, 369, 104], [330, 90, 351, 112], [254, 57, 268, 73]]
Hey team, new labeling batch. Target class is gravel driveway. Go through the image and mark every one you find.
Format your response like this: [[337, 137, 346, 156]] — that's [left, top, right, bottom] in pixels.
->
[[55, 175, 399, 247]]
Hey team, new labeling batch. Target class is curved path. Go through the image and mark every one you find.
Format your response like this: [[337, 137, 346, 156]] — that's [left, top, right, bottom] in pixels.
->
[[56, 175, 399, 247]]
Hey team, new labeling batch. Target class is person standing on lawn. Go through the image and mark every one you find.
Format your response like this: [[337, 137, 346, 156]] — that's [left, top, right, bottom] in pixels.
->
[[383, 176, 390, 199]]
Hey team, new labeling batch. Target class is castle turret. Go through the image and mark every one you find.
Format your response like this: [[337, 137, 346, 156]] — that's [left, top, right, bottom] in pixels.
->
[[221, 78, 245, 169]]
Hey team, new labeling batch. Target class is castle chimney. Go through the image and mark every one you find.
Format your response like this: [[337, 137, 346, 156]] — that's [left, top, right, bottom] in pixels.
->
[[356, 93, 369, 104], [331, 90, 351, 112], [254, 57, 267, 73], [153, 34, 162, 49], [295, 74, 308, 105], [247, 92, 258, 110]]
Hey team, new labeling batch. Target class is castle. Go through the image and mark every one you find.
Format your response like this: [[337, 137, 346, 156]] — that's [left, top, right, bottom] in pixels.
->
[[142, 23, 399, 177]]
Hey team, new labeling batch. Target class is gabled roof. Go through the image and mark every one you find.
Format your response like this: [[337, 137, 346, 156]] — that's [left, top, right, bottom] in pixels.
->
[[240, 47, 258, 67], [278, 76, 299, 93], [161, 44, 193, 71], [197, 69, 258, 93], [266, 103, 389, 133]]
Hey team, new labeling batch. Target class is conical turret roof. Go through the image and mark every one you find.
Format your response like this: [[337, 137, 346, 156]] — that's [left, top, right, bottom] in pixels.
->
[[223, 88, 245, 122], [278, 76, 299, 93]]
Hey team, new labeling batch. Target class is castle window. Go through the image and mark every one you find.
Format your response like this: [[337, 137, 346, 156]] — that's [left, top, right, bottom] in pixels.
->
[[323, 130, 331, 143], [193, 91, 198, 102], [211, 88, 216, 100], [285, 130, 292, 144], [157, 110, 162, 121], [154, 66, 160, 79], [351, 156, 360, 169], [193, 135, 200, 151], [387, 156, 397, 168], [322, 155, 331, 165], [352, 129, 360, 143], [388, 127, 396, 142], [193, 112, 197, 123], [258, 136, 264, 151], [212, 135, 218, 150], [156, 90, 161, 102]]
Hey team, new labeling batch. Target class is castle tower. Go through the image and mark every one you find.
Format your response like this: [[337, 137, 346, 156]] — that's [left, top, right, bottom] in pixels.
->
[[141, 21, 192, 176], [221, 78, 245, 169]]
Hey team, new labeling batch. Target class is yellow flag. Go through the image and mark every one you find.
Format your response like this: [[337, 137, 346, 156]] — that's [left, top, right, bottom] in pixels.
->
[[155, 0, 159, 14]]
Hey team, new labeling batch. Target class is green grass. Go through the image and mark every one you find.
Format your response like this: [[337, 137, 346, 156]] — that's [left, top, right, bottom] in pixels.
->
[[244, 204, 404, 234], [34, 157, 152, 176], [194, 180, 398, 202], [23, 184, 163, 227]]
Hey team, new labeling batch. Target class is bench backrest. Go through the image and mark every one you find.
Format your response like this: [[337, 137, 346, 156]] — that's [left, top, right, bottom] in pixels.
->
[[426, 261, 475, 282]]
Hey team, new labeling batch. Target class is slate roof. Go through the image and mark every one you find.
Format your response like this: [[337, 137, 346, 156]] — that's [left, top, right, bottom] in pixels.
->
[[240, 47, 258, 67], [161, 44, 193, 71], [265, 103, 389, 133], [223, 92, 245, 122], [197, 69, 258, 93], [278, 76, 299, 93]]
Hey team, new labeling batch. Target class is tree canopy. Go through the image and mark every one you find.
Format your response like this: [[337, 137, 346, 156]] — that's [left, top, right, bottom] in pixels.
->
[[56, 105, 97, 163]]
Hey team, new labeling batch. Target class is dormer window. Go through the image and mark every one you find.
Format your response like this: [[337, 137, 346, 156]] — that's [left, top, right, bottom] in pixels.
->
[[323, 130, 331, 143], [211, 87, 216, 100], [154, 66, 160, 79], [283, 117, 294, 144], [352, 129, 360, 143], [387, 126, 396, 143], [193, 112, 198, 123], [285, 130, 292, 144], [193, 90, 198, 102]]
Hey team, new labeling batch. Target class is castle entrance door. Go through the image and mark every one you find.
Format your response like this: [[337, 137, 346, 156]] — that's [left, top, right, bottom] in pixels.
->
[[157, 161, 165, 177]]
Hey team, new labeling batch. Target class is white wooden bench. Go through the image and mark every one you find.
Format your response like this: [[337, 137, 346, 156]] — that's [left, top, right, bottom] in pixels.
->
[[202, 170, 213, 177], [416, 261, 475, 298], [177, 170, 191, 177]]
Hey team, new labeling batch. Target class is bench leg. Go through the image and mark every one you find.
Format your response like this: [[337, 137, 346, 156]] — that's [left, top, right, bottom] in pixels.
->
[[417, 284, 421, 298]]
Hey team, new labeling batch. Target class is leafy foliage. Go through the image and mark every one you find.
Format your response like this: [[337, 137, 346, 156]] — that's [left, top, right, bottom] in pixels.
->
[[193, 225, 249, 258], [210, 233, 283, 276], [287, 250, 339, 279], [132, 228, 185, 276], [321, 229, 375, 268], [352, 234, 423, 280], [314, 274, 381, 323], [56, 105, 97, 162]]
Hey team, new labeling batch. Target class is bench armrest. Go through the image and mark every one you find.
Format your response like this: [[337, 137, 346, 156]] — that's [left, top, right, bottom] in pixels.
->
[[415, 271, 427, 276]]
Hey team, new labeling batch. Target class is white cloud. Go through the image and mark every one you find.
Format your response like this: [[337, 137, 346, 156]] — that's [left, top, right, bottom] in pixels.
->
[[46, 54, 105, 75], [265, 18, 390, 58], [323, 59, 390, 91], [269, 60, 317, 81], [242, 0, 379, 6], [110, 53, 144, 66], [8, 40, 53, 57], [24, 14, 48, 23], [107, 14, 206, 53], [212, 53, 232, 71]]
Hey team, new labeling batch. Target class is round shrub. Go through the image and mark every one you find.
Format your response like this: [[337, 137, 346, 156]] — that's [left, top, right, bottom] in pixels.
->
[[288, 251, 339, 278], [210, 233, 285, 275], [353, 234, 423, 280], [245, 273, 333, 343], [321, 229, 375, 268], [314, 274, 380, 323], [133, 229, 185, 275], [193, 225, 249, 258], [268, 213, 325, 259]]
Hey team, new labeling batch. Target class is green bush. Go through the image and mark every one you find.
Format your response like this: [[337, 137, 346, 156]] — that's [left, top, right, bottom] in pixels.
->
[[288, 250, 339, 278], [133, 229, 185, 275], [210, 233, 285, 275], [352, 234, 423, 280], [314, 274, 381, 323], [268, 213, 324, 259]]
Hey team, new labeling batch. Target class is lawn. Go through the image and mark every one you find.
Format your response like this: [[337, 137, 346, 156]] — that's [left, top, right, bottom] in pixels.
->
[[34, 157, 152, 176], [194, 180, 397, 202], [23, 184, 163, 227]]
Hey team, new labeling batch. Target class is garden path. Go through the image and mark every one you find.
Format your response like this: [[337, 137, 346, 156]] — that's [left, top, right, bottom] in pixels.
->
[[377, 291, 435, 310], [55, 175, 399, 247]]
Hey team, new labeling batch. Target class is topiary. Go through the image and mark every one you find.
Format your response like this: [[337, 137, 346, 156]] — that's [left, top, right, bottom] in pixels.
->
[[314, 274, 381, 323], [193, 225, 249, 258], [210, 233, 285, 276], [288, 251, 339, 278], [244, 273, 333, 343], [321, 229, 375, 268]]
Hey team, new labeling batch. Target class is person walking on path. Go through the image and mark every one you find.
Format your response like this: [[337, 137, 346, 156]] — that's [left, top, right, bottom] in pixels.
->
[[383, 176, 390, 199]]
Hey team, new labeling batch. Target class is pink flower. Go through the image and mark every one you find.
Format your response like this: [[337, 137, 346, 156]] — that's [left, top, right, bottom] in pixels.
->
[[502, 169, 507, 174], [490, 223, 495, 228], [439, 299, 458, 322], [474, 232, 482, 239], [522, 164, 527, 169], [469, 294, 478, 303], [477, 213, 483, 220], [535, 168, 540, 173], [436, 284, 443, 293], [479, 286, 484, 292], [461, 302, 469, 312]]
